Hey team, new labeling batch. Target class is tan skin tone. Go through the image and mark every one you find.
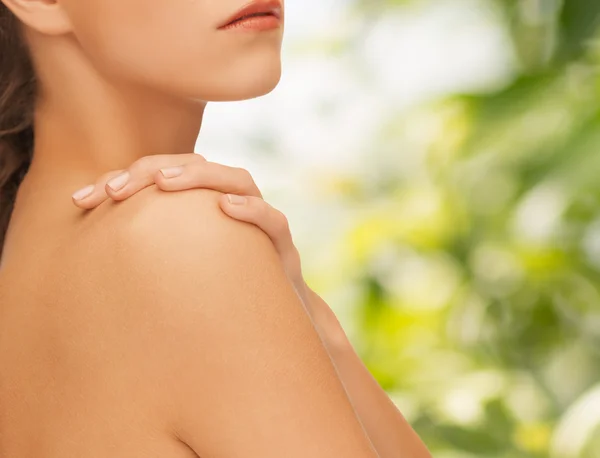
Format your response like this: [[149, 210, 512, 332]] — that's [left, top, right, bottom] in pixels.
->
[[72, 153, 433, 458], [0, 0, 431, 456]]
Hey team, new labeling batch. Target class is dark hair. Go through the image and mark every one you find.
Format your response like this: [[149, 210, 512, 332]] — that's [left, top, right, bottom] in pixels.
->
[[0, 3, 36, 259]]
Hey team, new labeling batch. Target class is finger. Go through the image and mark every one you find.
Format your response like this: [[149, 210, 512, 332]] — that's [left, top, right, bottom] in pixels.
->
[[72, 153, 204, 208], [155, 160, 263, 199], [72, 169, 128, 209], [218, 194, 302, 281], [106, 153, 205, 201]]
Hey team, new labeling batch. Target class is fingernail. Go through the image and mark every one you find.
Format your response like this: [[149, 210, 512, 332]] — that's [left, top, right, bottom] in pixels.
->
[[106, 171, 130, 192], [160, 166, 184, 179], [227, 194, 247, 205], [72, 184, 95, 201]]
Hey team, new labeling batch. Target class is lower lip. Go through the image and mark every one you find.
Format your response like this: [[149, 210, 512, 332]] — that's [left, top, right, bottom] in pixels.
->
[[219, 14, 281, 31]]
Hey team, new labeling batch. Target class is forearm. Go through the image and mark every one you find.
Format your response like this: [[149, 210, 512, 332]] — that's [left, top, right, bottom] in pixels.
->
[[308, 289, 432, 458]]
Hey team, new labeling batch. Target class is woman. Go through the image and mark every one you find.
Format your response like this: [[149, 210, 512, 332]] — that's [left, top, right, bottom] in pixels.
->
[[0, 0, 431, 456]]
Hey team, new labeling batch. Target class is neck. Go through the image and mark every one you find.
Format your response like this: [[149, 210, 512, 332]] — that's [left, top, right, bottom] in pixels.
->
[[27, 80, 207, 184], [2, 67, 208, 272]]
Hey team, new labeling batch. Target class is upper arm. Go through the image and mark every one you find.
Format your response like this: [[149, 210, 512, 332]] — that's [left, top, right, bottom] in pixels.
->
[[122, 187, 379, 458]]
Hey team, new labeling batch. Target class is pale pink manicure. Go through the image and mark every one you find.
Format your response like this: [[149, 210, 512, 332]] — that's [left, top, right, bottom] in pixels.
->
[[160, 166, 184, 179], [72, 185, 95, 201], [227, 194, 247, 205], [106, 171, 130, 192]]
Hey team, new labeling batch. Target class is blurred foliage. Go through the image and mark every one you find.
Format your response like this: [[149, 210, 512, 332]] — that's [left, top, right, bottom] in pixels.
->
[[310, 0, 600, 456]]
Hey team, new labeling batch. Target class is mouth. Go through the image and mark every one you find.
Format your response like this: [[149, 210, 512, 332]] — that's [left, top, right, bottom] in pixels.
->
[[218, 0, 283, 29]]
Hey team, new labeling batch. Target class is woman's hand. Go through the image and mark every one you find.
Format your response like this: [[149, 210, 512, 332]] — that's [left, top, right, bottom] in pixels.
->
[[71, 153, 312, 314], [71, 153, 432, 457]]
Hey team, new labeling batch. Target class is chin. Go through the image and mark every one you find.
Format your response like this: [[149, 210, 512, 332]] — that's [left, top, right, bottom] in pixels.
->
[[233, 69, 282, 101], [205, 57, 283, 102]]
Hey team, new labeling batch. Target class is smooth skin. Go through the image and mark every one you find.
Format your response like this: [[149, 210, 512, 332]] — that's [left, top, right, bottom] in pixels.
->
[[0, 181, 378, 457], [70, 153, 433, 458], [0, 0, 429, 456]]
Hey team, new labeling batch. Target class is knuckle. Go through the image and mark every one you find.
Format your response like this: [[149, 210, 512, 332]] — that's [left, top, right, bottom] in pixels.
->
[[132, 155, 154, 172], [235, 167, 253, 182], [238, 168, 257, 190], [256, 201, 270, 219], [187, 159, 208, 175], [274, 210, 290, 234]]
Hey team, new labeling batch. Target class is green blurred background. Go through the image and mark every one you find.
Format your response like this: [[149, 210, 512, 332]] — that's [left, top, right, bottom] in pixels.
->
[[199, 0, 600, 456]]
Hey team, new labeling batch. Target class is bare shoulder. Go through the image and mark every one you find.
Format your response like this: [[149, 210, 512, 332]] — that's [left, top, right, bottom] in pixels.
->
[[123, 185, 280, 273], [85, 184, 279, 292], [94, 185, 378, 458], [86, 183, 285, 344]]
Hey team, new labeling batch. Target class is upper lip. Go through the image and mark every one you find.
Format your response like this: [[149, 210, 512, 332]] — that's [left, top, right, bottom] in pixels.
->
[[218, 0, 283, 28]]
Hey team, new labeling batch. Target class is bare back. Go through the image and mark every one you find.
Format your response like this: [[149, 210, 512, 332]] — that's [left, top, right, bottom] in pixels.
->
[[0, 187, 196, 458], [0, 183, 380, 458]]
